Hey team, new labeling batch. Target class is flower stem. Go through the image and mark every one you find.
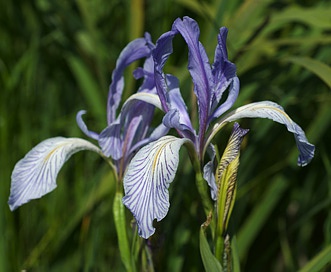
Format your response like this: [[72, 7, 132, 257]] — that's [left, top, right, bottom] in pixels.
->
[[113, 189, 135, 272]]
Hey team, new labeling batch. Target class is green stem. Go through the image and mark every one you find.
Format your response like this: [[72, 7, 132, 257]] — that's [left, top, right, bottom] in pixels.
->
[[195, 170, 214, 217], [113, 189, 135, 272]]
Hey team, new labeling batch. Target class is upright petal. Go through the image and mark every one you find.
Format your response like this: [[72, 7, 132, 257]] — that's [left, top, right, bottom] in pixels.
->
[[107, 36, 152, 124], [209, 76, 240, 122], [210, 27, 239, 121], [8, 137, 102, 211], [152, 29, 177, 111], [123, 136, 190, 239], [208, 101, 315, 166], [173, 17, 212, 141]]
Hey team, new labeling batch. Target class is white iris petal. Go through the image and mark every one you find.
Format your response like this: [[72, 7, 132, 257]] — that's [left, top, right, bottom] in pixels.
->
[[123, 136, 189, 239], [207, 101, 314, 166], [8, 137, 102, 211]]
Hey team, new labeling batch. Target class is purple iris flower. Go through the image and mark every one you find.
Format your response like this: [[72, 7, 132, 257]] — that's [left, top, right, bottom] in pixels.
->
[[8, 34, 168, 211], [122, 17, 315, 239]]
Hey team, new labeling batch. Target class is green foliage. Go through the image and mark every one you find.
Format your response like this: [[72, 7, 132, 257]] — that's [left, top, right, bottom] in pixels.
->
[[1, 0, 330, 271]]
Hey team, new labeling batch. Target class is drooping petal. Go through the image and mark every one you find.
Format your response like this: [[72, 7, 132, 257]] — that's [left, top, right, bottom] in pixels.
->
[[122, 136, 190, 239], [123, 92, 163, 111], [208, 101, 315, 166], [173, 17, 212, 140], [107, 36, 152, 124], [76, 110, 100, 140], [8, 137, 102, 211]]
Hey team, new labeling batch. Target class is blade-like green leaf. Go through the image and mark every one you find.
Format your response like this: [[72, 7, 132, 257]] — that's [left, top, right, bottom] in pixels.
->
[[237, 176, 288, 259], [299, 245, 331, 272], [287, 57, 331, 89], [67, 55, 105, 121], [113, 191, 134, 272], [199, 227, 223, 272]]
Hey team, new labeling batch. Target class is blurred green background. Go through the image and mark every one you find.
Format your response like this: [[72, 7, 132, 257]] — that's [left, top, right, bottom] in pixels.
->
[[1, 0, 331, 271]]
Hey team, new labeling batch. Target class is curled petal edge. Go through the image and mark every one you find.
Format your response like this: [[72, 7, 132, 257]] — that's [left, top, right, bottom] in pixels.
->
[[122, 136, 190, 239], [205, 101, 315, 166], [8, 137, 102, 211]]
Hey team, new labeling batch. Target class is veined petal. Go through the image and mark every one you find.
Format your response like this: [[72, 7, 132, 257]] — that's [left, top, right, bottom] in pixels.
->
[[99, 122, 123, 159], [208, 101, 315, 166], [76, 110, 100, 140], [122, 136, 190, 239], [8, 137, 102, 211], [128, 123, 170, 157]]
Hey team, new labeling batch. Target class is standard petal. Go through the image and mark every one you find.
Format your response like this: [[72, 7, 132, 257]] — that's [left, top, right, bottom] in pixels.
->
[[107, 36, 151, 124], [122, 136, 190, 239], [208, 101, 315, 166], [8, 137, 102, 211], [152, 29, 177, 111], [173, 17, 212, 139], [209, 76, 240, 123]]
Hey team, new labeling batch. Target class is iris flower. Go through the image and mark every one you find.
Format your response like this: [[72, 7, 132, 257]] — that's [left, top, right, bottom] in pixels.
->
[[8, 34, 168, 211], [122, 17, 315, 239]]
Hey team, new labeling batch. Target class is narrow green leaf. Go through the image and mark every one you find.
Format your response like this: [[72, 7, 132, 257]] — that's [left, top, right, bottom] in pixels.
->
[[231, 236, 241, 272], [299, 245, 331, 272], [67, 54, 105, 121], [287, 57, 331, 89], [237, 176, 288, 259], [200, 227, 223, 272]]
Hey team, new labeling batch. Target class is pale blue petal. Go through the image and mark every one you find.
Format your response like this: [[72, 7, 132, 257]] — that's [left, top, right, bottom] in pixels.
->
[[166, 74, 194, 134], [123, 92, 163, 111], [98, 122, 123, 159], [210, 101, 315, 166], [8, 137, 102, 211], [173, 17, 212, 138], [128, 123, 170, 156], [209, 76, 240, 122], [76, 110, 99, 140], [107, 37, 151, 124], [163, 109, 196, 143], [203, 145, 217, 201], [123, 136, 189, 239]]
